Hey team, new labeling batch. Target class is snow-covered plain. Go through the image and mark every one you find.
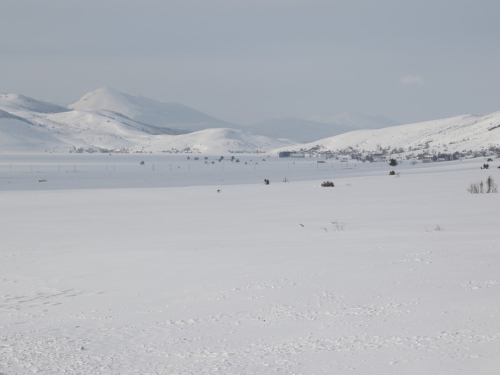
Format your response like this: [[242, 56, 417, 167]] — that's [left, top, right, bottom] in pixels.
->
[[1, 155, 500, 374]]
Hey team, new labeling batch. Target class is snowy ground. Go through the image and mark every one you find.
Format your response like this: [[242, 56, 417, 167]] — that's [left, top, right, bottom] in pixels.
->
[[1, 155, 499, 374]]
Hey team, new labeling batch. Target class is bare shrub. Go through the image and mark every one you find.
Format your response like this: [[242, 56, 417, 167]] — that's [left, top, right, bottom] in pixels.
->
[[467, 183, 480, 194], [467, 176, 497, 194], [321, 181, 334, 187], [486, 176, 498, 193], [331, 221, 347, 231], [434, 225, 444, 231]]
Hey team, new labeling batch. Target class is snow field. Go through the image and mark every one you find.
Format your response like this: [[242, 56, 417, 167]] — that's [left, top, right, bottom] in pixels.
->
[[0, 153, 492, 192], [0, 158, 499, 374]]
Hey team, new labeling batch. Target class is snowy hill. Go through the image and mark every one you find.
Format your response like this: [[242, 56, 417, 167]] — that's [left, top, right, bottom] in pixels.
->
[[69, 88, 399, 139], [0, 93, 69, 114], [248, 117, 354, 143], [140, 128, 296, 153], [0, 109, 70, 152], [69, 87, 239, 132], [0, 95, 296, 153], [309, 111, 400, 130], [0, 104, 190, 152], [2, 89, 499, 156], [275, 111, 500, 154]]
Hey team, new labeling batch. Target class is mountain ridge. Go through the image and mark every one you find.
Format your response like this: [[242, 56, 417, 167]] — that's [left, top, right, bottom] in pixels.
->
[[1, 88, 498, 156], [69, 87, 240, 132]]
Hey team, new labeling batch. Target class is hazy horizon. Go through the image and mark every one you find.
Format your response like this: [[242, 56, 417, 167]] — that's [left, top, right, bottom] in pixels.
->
[[1, 0, 499, 125]]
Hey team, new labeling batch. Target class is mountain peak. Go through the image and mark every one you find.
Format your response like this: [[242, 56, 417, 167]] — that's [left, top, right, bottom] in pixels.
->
[[69, 87, 238, 131], [91, 86, 125, 98], [70, 86, 126, 106]]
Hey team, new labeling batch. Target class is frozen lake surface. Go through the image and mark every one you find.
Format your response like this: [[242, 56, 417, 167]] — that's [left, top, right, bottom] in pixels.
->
[[1, 154, 499, 374]]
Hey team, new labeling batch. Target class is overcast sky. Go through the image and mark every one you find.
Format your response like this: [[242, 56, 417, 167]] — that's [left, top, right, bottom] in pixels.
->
[[1, 0, 499, 125]]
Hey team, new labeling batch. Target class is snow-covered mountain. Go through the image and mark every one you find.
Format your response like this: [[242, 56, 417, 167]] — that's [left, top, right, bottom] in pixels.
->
[[2, 89, 499, 155], [274, 111, 500, 154], [0, 111, 295, 154], [69, 87, 239, 132], [0, 93, 296, 153], [309, 111, 400, 130], [248, 117, 354, 143]]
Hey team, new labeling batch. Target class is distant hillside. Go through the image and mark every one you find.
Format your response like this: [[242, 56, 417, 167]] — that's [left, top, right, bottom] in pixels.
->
[[137, 128, 297, 154], [3, 88, 499, 156], [69, 87, 240, 132], [274, 111, 500, 154]]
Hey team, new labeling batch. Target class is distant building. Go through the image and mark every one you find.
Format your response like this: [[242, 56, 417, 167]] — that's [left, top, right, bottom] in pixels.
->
[[279, 151, 292, 158]]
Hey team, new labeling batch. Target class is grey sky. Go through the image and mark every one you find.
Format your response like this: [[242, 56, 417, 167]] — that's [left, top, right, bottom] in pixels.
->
[[1, 0, 499, 125]]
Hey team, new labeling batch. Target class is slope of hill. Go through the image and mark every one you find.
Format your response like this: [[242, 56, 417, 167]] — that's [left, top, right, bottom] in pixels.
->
[[274, 111, 500, 154], [0, 108, 34, 124], [0, 93, 69, 114], [140, 128, 297, 153], [0, 109, 148, 153], [0, 111, 69, 152], [248, 117, 354, 143], [309, 111, 399, 130], [69, 87, 239, 132], [0, 92, 193, 152]]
